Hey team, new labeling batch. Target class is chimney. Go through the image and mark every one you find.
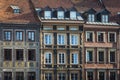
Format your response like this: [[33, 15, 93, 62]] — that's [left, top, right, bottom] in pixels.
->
[[98, 0, 105, 9]]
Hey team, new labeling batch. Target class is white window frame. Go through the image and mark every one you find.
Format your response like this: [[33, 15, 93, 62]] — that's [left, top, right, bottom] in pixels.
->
[[44, 11, 51, 19], [97, 49, 105, 63], [102, 15, 108, 23], [71, 53, 78, 64], [44, 33, 53, 45], [98, 71, 106, 80], [70, 11, 76, 19], [108, 32, 116, 42], [86, 31, 94, 42], [109, 49, 116, 63], [44, 52, 52, 64], [70, 34, 79, 45], [86, 49, 94, 62], [88, 14, 95, 22], [97, 32, 105, 42], [57, 34, 66, 45], [57, 11, 64, 19], [58, 52, 66, 64]]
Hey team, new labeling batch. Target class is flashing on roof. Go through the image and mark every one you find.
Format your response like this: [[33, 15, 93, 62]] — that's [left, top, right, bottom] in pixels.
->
[[10, 5, 20, 14]]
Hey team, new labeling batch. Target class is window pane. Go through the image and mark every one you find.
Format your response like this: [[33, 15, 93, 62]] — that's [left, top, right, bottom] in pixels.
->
[[4, 31, 11, 41], [4, 49, 12, 61], [45, 11, 51, 19], [110, 51, 115, 62], [28, 31, 35, 41], [88, 14, 95, 22], [72, 53, 78, 64], [28, 49, 36, 61], [16, 49, 23, 61], [16, 31, 23, 41], [45, 73, 52, 80], [86, 51, 93, 62], [45, 53, 52, 64], [70, 11, 76, 19], [58, 11, 64, 19], [27, 72, 36, 80], [87, 72, 93, 80], [71, 73, 78, 80], [4, 72, 12, 80], [99, 72, 105, 80], [44, 34, 52, 45], [71, 35, 78, 45], [98, 32, 104, 42], [110, 72, 116, 80], [109, 33, 115, 42], [86, 32, 93, 42], [16, 72, 24, 80], [58, 73, 66, 80], [59, 53, 65, 64], [57, 34, 65, 45], [98, 51, 104, 62]]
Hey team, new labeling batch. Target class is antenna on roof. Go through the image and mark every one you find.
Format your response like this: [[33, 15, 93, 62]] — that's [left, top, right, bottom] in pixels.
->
[[98, 0, 105, 9]]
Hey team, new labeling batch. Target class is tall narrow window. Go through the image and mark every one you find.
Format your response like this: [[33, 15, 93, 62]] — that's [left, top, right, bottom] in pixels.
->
[[99, 72, 105, 80], [70, 34, 78, 45], [58, 53, 65, 64], [88, 14, 95, 22], [102, 15, 108, 23], [27, 72, 36, 80], [16, 49, 23, 61], [45, 11, 51, 19], [71, 73, 78, 80], [97, 32, 104, 42], [86, 32, 93, 42], [57, 34, 65, 45], [44, 34, 52, 45], [108, 32, 116, 42], [4, 72, 12, 80], [71, 53, 78, 64], [70, 11, 76, 19], [28, 49, 36, 61], [110, 72, 116, 80], [4, 49, 12, 61], [58, 73, 66, 80], [4, 31, 11, 41], [28, 31, 35, 41], [87, 71, 93, 80], [98, 51, 104, 62], [16, 72, 24, 80], [110, 51, 115, 62], [86, 50, 93, 62], [45, 73, 52, 80], [45, 52, 52, 64], [16, 31, 23, 41]]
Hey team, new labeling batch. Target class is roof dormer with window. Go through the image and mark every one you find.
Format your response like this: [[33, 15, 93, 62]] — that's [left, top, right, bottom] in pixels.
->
[[69, 7, 77, 20], [10, 5, 20, 14], [57, 7, 64, 19], [97, 9, 110, 23], [87, 8, 96, 22], [44, 6, 52, 19]]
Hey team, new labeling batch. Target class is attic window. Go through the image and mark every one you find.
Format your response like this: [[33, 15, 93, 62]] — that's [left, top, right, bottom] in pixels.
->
[[10, 5, 20, 13], [88, 14, 95, 22], [102, 15, 108, 23], [57, 11, 64, 19], [44, 11, 51, 19], [70, 11, 76, 19]]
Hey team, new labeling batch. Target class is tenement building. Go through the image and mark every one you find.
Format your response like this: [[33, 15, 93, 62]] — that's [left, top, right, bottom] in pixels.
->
[[0, 0, 120, 80]]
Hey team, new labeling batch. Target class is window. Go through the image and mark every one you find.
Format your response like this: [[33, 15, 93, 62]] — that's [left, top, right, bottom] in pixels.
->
[[58, 73, 66, 80], [10, 5, 20, 14], [16, 72, 24, 80], [4, 31, 11, 41], [98, 51, 104, 62], [45, 52, 52, 64], [16, 49, 23, 61], [44, 34, 52, 45], [71, 53, 78, 64], [86, 50, 93, 62], [97, 32, 104, 42], [86, 31, 93, 42], [58, 53, 65, 64], [28, 31, 35, 41], [108, 32, 116, 42], [110, 51, 115, 62], [58, 11, 64, 19], [87, 71, 93, 80], [88, 14, 95, 22], [27, 72, 36, 80], [16, 31, 23, 41], [28, 49, 36, 61], [102, 15, 108, 23], [45, 73, 52, 80], [57, 34, 65, 45], [99, 72, 105, 80], [70, 34, 78, 45], [70, 11, 76, 19], [4, 72, 12, 80], [45, 11, 51, 19], [4, 49, 12, 61], [71, 73, 78, 80], [110, 72, 116, 80]]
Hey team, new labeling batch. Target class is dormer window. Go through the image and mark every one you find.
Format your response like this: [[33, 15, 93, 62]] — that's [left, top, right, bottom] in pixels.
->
[[102, 15, 108, 23], [44, 11, 51, 19], [57, 11, 64, 19], [70, 11, 76, 19], [88, 14, 95, 22], [10, 5, 20, 14]]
